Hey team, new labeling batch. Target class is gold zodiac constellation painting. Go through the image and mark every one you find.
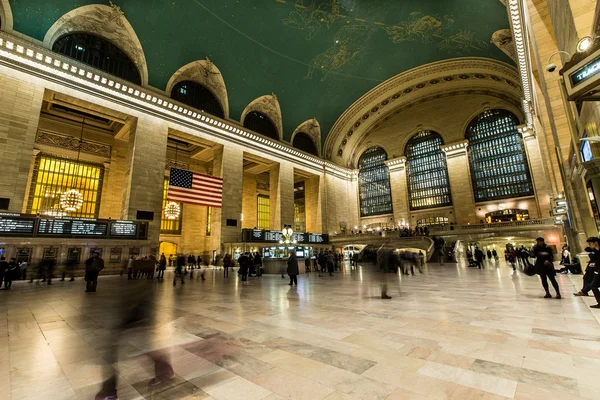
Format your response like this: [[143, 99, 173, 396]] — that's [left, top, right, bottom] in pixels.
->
[[279, 2, 489, 81]]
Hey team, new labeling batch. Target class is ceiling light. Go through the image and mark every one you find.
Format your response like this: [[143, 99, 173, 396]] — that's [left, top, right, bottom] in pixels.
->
[[577, 36, 594, 52]]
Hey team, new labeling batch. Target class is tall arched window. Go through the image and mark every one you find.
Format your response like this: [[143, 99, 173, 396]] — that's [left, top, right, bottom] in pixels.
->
[[292, 132, 318, 156], [53, 33, 141, 85], [358, 147, 393, 217], [466, 109, 534, 202], [171, 81, 224, 119], [406, 130, 452, 210], [243, 111, 279, 140]]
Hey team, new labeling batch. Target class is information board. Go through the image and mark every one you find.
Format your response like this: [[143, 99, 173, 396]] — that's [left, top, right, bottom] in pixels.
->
[[110, 221, 138, 237], [0, 214, 35, 235], [71, 220, 108, 236], [243, 229, 329, 244]]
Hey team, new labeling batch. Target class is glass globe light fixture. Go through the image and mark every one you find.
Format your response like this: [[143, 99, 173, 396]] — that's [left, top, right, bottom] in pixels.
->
[[164, 201, 181, 220], [60, 189, 84, 212]]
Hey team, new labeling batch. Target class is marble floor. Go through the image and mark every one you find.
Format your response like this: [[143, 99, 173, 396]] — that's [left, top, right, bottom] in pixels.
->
[[1, 260, 600, 400]]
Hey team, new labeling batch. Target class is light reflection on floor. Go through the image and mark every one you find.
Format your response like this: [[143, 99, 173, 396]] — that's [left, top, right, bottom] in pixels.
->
[[1, 260, 599, 400]]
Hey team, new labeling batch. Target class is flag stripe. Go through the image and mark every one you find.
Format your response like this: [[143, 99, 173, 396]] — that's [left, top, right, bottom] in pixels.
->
[[167, 192, 222, 202], [169, 186, 223, 196], [192, 174, 223, 184], [167, 196, 222, 206]]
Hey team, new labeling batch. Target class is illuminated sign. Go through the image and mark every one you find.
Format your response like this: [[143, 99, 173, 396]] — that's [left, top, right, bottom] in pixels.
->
[[242, 229, 329, 244], [570, 55, 600, 87]]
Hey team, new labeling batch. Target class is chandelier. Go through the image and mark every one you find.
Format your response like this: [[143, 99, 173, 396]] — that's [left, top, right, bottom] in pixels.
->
[[60, 189, 84, 212], [279, 224, 296, 244], [164, 201, 181, 220], [60, 117, 86, 213]]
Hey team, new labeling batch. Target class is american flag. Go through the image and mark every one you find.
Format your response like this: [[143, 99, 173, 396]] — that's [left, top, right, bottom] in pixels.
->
[[167, 168, 223, 208]]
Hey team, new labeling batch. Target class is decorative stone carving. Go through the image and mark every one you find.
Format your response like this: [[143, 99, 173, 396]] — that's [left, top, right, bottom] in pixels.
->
[[43, 3, 148, 86], [0, 0, 13, 32], [291, 119, 321, 155], [165, 59, 230, 118], [165, 159, 189, 171], [36, 131, 111, 158], [241, 94, 283, 141], [491, 29, 517, 62], [256, 181, 270, 192]]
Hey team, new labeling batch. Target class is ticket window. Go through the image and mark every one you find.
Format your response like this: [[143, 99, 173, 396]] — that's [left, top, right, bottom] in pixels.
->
[[42, 247, 58, 262], [16, 248, 31, 264], [67, 248, 82, 265], [91, 248, 104, 258]]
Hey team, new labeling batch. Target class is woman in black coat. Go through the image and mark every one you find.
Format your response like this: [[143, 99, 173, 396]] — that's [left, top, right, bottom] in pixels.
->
[[287, 253, 299, 286]]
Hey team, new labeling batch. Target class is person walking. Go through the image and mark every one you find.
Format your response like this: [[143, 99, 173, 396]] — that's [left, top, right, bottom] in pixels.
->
[[327, 251, 335, 276], [45, 258, 55, 285], [1, 258, 17, 290], [533, 237, 561, 299], [157, 254, 167, 279], [85, 252, 104, 293], [173, 254, 185, 286], [304, 257, 311, 273], [560, 245, 571, 268], [61, 257, 76, 282], [417, 250, 425, 273], [287, 252, 299, 286], [238, 253, 249, 283], [0, 257, 7, 289], [254, 253, 263, 277], [574, 237, 599, 297], [474, 247, 485, 269], [223, 253, 232, 278], [508, 248, 517, 271]]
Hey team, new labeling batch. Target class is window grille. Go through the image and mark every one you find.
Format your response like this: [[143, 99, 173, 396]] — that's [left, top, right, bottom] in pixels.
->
[[171, 81, 224, 119], [466, 110, 534, 202], [244, 112, 279, 141], [257, 194, 270, 230], [358, 147, 393, 217], [406, 131, 452, 210], [161, 178, 182, 234]]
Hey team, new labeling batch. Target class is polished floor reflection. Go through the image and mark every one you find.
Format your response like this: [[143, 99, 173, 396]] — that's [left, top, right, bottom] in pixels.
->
[[1, 261, 600, 400]]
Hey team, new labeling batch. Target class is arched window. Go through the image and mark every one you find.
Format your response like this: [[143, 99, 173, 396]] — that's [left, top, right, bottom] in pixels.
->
[[358, 147, 393, 217], [243, 111, 279, 140], [406, 130, 452, 210], [171, 81, 224, 119], [466, 109, 534, 202], [293, 132, 318, 156], [53, 33, 141, 85]]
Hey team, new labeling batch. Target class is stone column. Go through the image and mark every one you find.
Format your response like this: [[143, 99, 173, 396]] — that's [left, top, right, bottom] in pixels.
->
[[0, 74, 44, 212], [211, 144, 244, 250], [269, 162, 294, 230], [120, 116, 168, 245], [385, 157, 409, 226], [520, 126, 552, 218], [242, 172, 257, 229], [305, 174, 323, 233], [442, 140, 477, 225]]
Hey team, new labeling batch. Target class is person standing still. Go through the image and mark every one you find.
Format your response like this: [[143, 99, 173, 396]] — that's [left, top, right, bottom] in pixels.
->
[[157, 254, 167, 279], [223, 253, 232, 278], [533, 237, 561, 299], [85, 252, 104, 292], [287, 252, 299, 286], [173, 254, 185, 286]]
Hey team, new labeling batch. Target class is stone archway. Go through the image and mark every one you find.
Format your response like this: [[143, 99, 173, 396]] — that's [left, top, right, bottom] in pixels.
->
[[0, 0, 13, 32], [241, 94, 283, 141], [43, 3, 149, 87]]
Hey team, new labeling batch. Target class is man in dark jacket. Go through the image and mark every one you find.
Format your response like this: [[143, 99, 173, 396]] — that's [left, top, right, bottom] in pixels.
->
[[533, 237, 561, 299], [287, 253, 299, 286], [474, 247, 485, 269], [85, 252, 104, 292], [0, 257, 7, 288], [575, 237, 599, 297], [174, 254, 185, 286]]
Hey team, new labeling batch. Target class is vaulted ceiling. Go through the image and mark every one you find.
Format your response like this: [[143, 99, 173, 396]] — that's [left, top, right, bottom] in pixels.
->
[[9, 0, 514, 142]]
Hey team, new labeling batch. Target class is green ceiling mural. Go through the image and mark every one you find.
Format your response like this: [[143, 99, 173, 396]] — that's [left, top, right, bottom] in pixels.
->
[[8, 0, 513, 142]]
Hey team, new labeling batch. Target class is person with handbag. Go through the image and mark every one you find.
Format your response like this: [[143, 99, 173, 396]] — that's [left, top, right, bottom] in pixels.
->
[[533, 237, 561, 299]]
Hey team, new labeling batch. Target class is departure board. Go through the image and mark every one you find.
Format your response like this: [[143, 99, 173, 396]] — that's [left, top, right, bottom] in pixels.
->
[[110, 221, 137, 237], [0, 214, 36, 235], [71, 220, 108, 236], [38, 219, 72, 235]]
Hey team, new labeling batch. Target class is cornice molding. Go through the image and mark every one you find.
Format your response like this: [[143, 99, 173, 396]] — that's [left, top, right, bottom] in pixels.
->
[[324, 58, 522, 162]]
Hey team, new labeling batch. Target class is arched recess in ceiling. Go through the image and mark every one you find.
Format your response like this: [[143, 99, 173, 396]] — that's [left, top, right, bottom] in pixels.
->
[[0, 0, 13, 32], [241, 94, 283, 141], [291, 119, 321, 156], [324, 57, 524, 167], [166, 59, 229, 119], [43, 4, 148, 87]]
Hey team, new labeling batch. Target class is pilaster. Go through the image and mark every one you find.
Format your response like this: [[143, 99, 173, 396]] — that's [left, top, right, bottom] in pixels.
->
[[385, 157, 409, 226], [519, 126, 552, 218], [121, 116, 168, 245], [442, 140, 477, 224], [269, 162, 294, 230], [0, 74, 44, 212]]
